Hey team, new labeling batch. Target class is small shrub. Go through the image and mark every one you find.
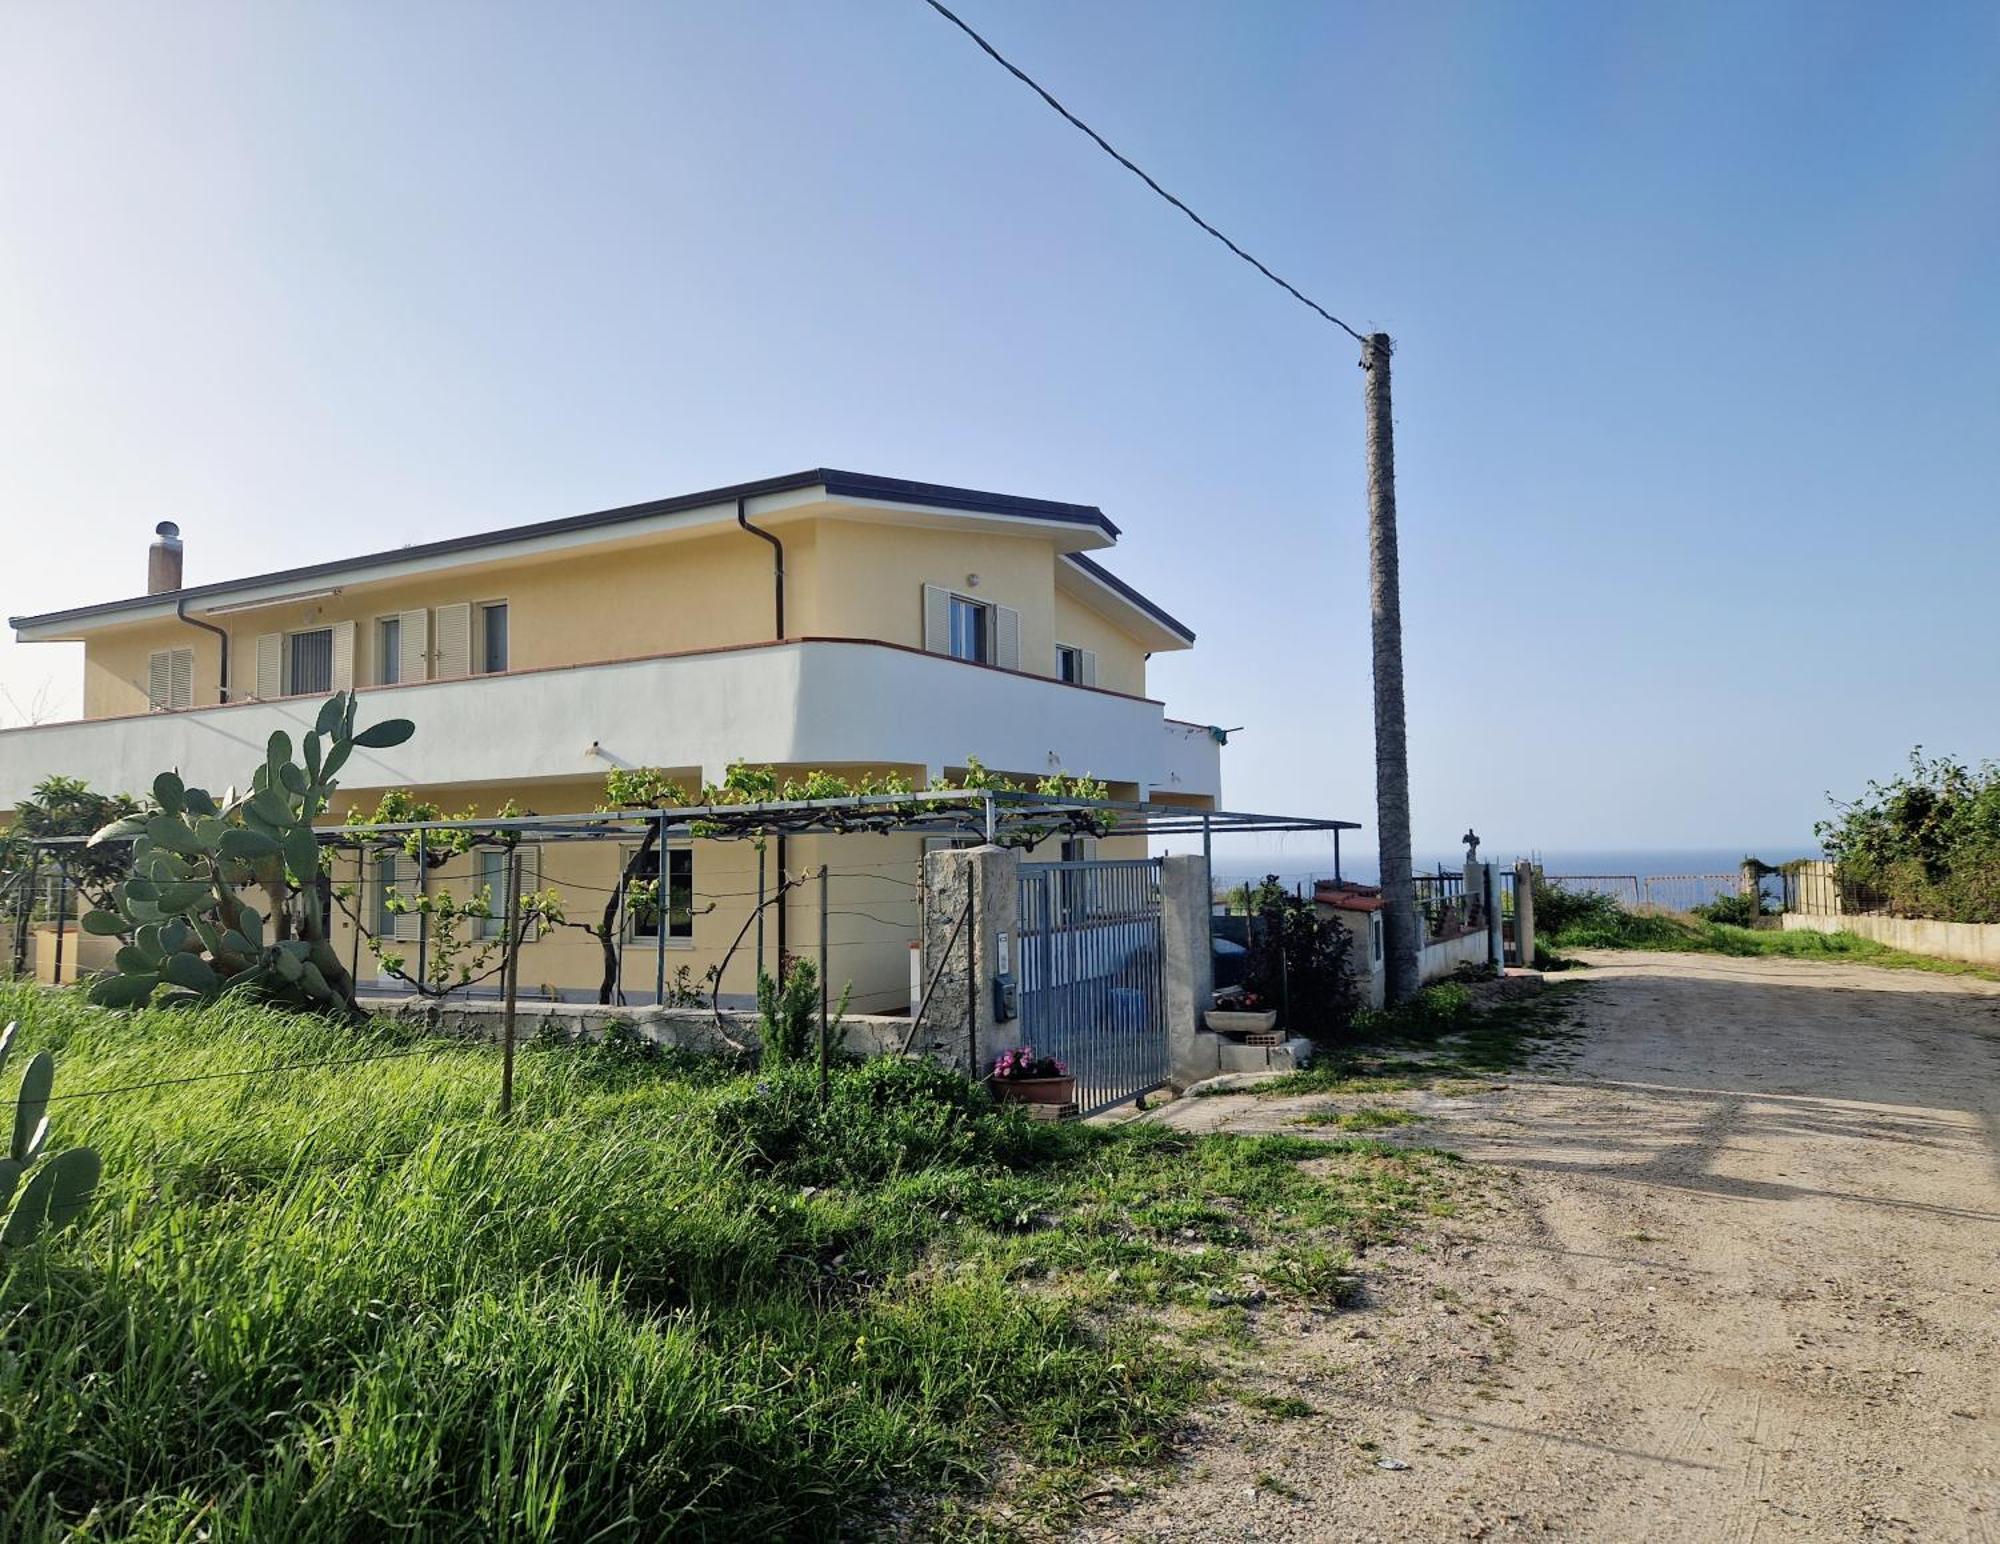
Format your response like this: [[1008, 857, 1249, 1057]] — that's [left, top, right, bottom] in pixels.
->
[[1691, 892, 1761, 927], [1239, 875, 1358, 1038]]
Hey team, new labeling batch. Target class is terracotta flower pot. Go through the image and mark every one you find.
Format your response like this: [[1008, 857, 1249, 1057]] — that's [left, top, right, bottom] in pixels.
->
[[991, 1075, 1077, 1106]]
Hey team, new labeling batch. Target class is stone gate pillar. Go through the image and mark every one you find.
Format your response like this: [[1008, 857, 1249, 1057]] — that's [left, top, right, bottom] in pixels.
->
[[920, 844, 1019, 1076]]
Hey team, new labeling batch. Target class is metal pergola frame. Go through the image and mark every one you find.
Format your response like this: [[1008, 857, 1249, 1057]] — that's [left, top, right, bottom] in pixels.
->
[[7, 791, 1361, 1002]]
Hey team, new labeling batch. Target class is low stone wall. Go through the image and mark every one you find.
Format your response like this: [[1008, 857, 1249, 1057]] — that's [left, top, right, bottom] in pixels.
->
[[1781, 911, 2000, 969], [374, 996, 916, 1059]]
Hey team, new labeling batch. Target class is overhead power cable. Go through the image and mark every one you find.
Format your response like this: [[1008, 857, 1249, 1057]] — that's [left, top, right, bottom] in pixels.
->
[[917, 0, 1366, 344]]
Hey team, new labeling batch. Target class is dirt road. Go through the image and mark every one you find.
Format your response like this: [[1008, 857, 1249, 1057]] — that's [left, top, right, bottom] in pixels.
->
[[1095, 951, 2000, 1541]]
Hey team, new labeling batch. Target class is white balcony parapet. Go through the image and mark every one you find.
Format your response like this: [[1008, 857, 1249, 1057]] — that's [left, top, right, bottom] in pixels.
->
[[0, 639, 1222, 809]]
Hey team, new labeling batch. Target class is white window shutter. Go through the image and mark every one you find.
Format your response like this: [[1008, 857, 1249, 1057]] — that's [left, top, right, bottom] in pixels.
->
[[147, 651, 171, 711], [992, 605, 1020, 671], [399, 609, 429, 682], [921, 584, 950, 655], [390, 853, 422, 942], [434, 603, 471, 679], [169, 648, 193, 709], [1079, 649, 1097, 688], [255, 634, 283, 700], [329, 620, 356, 691]]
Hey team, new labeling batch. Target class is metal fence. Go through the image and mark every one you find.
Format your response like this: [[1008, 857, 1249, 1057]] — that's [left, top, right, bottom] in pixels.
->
[[1543, 874, 1642, 909], [1639, 873, 1745, 912], [1017, 857, 1167, 1117]]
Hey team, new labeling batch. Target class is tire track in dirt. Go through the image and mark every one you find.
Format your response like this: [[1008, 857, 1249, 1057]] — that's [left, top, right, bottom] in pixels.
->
[[1086, 952, 2000, 1541]]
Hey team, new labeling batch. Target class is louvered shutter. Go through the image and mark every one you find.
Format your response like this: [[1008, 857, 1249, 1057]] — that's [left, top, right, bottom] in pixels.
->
[[434, 603, 471, 679], [329, 619, 356, 691], [398, 609, 429, 682], [992, 605, 1020, 671], [169, 648, 193, 708], [255, 634, 283, 699], [1078, 649, 1097, 688], [147, 651, 171, 711], [921, 584, 950, 655], [389, 852, 422, 943]]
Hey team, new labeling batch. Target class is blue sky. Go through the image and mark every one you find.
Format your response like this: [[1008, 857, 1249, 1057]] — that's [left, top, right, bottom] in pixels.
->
[[2, 1, 1995, 863]]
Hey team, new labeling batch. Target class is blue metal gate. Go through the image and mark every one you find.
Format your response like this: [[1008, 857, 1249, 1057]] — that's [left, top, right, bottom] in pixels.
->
[[1016, 857, 1168, 1115]]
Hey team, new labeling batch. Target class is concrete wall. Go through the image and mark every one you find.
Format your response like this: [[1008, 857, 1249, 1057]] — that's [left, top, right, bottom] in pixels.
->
[[376, 994, 914, 1062], [1419, 929, 1490, 984], [0, 639, 1222, 812], [1782, 911, 2000, 969]]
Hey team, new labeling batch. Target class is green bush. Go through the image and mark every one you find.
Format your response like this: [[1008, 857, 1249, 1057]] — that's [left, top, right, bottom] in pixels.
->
[[1817, 749, 2000, 922], [1530, 876, 1626, 938], [1691, 891, 1760, 927], [1239, 875, 1358, 1037]]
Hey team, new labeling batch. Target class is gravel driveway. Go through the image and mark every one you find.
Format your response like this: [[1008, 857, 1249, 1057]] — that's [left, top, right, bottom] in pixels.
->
[[1087, 950, 2000, 1542]]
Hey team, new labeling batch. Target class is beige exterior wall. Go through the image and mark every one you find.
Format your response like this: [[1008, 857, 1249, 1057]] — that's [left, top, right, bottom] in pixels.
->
[[1051, 590, 1148, 698], [72, 514, 1168, 721], [807, 518, 1057, 666]]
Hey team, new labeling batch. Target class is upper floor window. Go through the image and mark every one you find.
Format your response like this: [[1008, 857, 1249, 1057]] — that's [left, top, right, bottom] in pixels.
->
[[378, 617, 401, 685], [1056, 644, 1098, 687], [147, 647, 193, 711], [921, 583, 1019, 671], [948, 595, 987, 664], [479, 602, 509, 674], [288, 628, 334, 696]]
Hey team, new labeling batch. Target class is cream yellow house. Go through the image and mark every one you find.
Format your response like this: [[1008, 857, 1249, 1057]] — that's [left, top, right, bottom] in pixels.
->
[[3, 471, 1222, 1009]]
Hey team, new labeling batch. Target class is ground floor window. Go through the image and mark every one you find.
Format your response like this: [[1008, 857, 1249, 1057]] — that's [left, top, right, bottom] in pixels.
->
[[628, 845, 693, 940]]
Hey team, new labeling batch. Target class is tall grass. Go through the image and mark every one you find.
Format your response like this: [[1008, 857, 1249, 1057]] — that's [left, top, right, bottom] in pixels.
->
[[0, 984, 1457, 1540]]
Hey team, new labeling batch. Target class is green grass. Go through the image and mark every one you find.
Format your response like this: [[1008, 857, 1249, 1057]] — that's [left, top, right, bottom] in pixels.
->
[[1546, 910, 2000, 979], [0, 983, 1464, 1541]]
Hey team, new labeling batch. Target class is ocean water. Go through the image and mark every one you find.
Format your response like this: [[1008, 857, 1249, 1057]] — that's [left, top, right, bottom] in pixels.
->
[[1201, 846, 1820, 895]]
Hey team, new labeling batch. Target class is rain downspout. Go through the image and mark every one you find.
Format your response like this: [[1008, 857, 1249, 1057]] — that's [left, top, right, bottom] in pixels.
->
[[736, 496, 784, 641], [737, 495, 787, 968], [176, 597, 231, 704]]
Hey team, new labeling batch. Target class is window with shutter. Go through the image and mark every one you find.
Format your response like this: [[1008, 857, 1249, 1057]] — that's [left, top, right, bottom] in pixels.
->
[[329, 619, 355, 691], [398, 609, 429, 683], [478, 602, 509, 674], [991, 604, 1020, 671], [147, 648, 194, 711], [382, 852, 422, 943], [476, 849, 509, 940], [921, 584, 951, 654], [377, 617, 402, 685], [288, 628, 334, 695], [255, 634, 283, 700], [433, 603, 471, 679]]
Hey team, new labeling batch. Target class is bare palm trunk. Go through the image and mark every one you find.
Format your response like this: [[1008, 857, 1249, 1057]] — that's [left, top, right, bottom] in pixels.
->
[[1363, 332, 1419, 1003]]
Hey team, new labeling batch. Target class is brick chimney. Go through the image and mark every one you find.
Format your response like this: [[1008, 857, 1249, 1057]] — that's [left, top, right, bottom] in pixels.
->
[[147, 520, 183, 594]]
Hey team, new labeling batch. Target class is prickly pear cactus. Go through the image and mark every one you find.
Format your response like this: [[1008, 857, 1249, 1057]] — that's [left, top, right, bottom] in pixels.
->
[[0, 1021, 101, 1248], [80, 690, 413, 1017]]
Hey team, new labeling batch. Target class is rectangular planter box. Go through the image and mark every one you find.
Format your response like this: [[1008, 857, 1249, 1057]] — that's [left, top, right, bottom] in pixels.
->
[[990, 1075, 1077, 1108], [1206, 1008, 1280, 1036]]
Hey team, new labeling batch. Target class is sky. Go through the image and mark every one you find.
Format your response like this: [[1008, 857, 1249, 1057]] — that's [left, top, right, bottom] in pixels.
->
[[2, 0, 1996, 868]]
